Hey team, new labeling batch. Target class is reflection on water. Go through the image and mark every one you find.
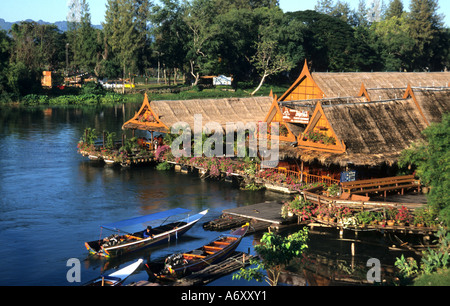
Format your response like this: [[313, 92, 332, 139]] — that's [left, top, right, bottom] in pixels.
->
[[0, 105, 414, 286]]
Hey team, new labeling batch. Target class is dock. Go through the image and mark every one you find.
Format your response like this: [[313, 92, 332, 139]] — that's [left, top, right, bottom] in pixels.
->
[[203, 201, 289, 233], [222, 201, 285, 225]]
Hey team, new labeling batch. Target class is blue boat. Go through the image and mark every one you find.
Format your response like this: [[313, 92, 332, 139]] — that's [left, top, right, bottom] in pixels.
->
[[85, 208, 208, 258]]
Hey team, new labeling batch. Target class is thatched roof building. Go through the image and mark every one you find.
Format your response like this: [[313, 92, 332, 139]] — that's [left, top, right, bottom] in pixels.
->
[[273, 61, 450, 168], [122, 61, 449, 170], [122, 94, 273, 133], [278, 97, 430, 167]]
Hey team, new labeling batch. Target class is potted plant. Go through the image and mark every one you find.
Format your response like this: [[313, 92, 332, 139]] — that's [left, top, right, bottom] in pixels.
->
[[356, 211, 374, 228], [413, 209, 426, 227], [281, 202, 294, 219], [315, 205, 328, 220], [423, 208, 438, 228], [326, 184, 340, 197], [395, 206, 412, 226], [374, 211, 385, 226], [386, 207, 398, 227]]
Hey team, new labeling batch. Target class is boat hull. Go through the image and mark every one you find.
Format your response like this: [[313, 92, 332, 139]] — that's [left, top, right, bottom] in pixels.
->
[[84, 259, 143, 286], [148, 225, 248, 280], [85, 210, 208, 258], [103, 223, 194, 257]]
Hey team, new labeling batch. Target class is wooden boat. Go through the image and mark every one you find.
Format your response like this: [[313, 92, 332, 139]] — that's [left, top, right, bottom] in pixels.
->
[[84, 258, 143, 286], [145, 224, 248, 280], [85, 208, 208, 258]]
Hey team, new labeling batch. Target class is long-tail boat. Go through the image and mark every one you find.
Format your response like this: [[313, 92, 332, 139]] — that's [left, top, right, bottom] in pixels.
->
[[85, 208, 208, 258], [145, 224, 248, 280]]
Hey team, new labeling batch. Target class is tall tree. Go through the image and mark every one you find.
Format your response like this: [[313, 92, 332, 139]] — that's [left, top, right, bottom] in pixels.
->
[[367, 0, 384, 23], [73, 0, 99, 73], [0, 30, 12, 101], [370, 14, 415, 71], [183, 0, 220, 85], [250, 7, 293, 95], [385, 0, 404, 19], [408, 0, 444, 70], [104, 0, 152, 89], [315, 0, 335, 15], [151, 0, 189, 82]]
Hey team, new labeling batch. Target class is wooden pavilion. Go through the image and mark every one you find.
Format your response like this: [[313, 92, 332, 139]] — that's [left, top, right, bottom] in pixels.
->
[[267, 61, 450, 183]]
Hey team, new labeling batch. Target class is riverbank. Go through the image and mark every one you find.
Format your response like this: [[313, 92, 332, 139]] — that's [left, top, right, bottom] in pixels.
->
[[2, 82, 289, 107]]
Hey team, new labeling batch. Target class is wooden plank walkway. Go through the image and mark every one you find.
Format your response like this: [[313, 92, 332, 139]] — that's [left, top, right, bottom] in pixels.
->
[[222, 201, 285, 225]]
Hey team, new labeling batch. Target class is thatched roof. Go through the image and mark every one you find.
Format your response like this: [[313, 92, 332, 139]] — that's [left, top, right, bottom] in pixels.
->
[[123, 95, 273, 133], [312, 71, 450, 98], [279, 97, 368, 137], [279, 98, 430, 167], [410, 88, 450, 124]]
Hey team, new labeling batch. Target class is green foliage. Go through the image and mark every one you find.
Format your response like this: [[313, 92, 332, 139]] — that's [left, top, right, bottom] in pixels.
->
[[241, 182, 264, 191], [81, 127, 98, 146], [233, 227, 309, 286], [104, 131, 117, 149], [399, 113, 450, 227], [156, 161, 173, 171], [395, 254, 420, 278], [355, 210, 374, 225], [370, 14, 415, 71], [395, 228, 450, 282]]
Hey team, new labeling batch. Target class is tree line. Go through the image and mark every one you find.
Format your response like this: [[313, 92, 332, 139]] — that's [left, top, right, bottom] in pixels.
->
[[0, 0, 449, 101]]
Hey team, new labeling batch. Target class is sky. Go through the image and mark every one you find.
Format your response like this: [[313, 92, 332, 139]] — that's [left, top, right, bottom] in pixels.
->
[[0, 0, 449, 27]]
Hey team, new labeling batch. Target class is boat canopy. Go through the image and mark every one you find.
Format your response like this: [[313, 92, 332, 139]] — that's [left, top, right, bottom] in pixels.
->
[[101, 208, 191, 232]]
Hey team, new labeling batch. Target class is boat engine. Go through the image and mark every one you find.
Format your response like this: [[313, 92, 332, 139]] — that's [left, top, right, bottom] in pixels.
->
[[102, 234, 119, 247], [165, 253, 185, 266]]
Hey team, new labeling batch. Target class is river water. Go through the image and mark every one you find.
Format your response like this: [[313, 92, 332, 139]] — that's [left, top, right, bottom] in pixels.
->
[[0, 104, 408, 286]]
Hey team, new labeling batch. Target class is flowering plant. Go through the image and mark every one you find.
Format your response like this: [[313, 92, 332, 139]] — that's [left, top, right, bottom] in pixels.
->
[[336, 206, 353, 220], [395, 206, 412, 224], [281, 197, 315, 221]]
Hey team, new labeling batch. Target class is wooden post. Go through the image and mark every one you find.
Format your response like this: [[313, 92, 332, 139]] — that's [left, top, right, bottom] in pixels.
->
[[300, 161, 304, 183], [103, 131, 106, 148]]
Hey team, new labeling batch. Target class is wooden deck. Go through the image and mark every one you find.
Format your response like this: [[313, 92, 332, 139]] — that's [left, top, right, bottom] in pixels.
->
[[222, 201, 285, 225]]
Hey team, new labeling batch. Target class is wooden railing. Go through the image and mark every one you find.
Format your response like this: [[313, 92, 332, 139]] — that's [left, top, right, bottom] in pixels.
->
[[261, 167, 340, 186], [302, 189, 425, 211], [341, 175, 420, 198]]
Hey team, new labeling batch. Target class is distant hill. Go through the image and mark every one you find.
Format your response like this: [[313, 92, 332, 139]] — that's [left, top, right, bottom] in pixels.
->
[[0, 18, 102, 32]]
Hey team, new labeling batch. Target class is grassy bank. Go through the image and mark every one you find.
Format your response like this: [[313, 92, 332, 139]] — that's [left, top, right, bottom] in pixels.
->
[[5, 82, 288, 106], [413, 268, 450, 286]]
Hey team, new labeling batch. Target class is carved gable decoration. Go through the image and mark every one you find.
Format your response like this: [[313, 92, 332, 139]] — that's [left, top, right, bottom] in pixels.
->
[[264, 97, 297, 142], [279, 60, 325, 102], [122, 93, 169, 132], [297, 102, 346, 154]]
